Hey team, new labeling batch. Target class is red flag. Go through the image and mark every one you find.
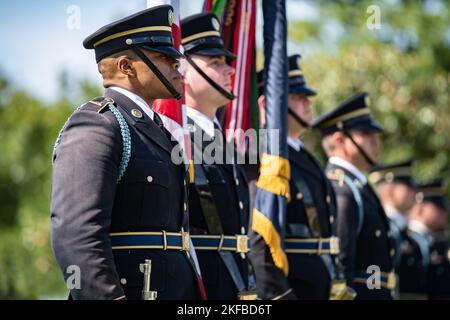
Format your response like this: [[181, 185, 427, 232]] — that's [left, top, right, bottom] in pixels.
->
[[147, 0, 205, 300], [204, 0, 258, 155], [150, 0, 183, 126]]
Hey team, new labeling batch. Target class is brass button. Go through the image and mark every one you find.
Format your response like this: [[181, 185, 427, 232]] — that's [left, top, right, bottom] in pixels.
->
[[120, 278, 127, 285], [296, 192, 303, 200], [326, 195, 331, 204], [239, 201, 244, 210], [131, 109, 143, 118], [390, 248, 395, 257], [375, 230, 381, 238], [147, 176, 153, 183]]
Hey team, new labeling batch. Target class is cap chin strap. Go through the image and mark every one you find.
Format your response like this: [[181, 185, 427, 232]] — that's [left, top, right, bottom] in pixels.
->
[[288, 107, 310, 129], [129, 45, 182, 100], [186, 55, 236, 101], [339, 124, 376, 167]]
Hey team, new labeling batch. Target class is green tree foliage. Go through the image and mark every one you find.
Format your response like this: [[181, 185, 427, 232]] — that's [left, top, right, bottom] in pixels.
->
[[0, 72, 101, 299], [289, 0, 450, 188]]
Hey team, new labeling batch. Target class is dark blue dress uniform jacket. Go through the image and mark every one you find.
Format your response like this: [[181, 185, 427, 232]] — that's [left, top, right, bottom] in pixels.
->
[[326, 162, 395, 300], [427, 238, 450, 299], [51, 88, 199, 300], [248, 145, 337, 300], [397, 229, 428, 296], [187, 117, 250, 299], [285, 146, 337, 299]]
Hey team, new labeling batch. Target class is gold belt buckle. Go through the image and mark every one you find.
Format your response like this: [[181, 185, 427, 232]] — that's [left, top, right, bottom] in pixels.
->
[[387, 271, 397, 289], [329, 236, 340, 255], [236, 235, 249, 254], [329, 280, 357, 300], [238, 290, 258, 300], [181, 231, 191, 252]]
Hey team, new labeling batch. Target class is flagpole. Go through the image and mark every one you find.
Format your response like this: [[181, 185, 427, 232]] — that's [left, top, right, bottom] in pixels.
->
[[251, 0, 290, 280]]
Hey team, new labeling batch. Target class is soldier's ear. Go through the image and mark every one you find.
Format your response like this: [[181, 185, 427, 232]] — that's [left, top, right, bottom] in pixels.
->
[[333, 131, 345, 146], [116, 56, 136, 78]]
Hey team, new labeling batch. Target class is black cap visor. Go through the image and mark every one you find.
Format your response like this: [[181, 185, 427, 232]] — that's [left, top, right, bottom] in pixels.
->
[[188, 47, 236, 60], [140, 44, 184, 59], [289, 85, 317, 96], [347, 116, 383, 133]]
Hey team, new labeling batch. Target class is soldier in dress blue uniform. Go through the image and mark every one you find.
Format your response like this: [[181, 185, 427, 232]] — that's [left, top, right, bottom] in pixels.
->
[[368, 161, 429, 299], [51, 5, 202, 300], [312, 93, 396, 300], [180, 13, 252, 300], [247, 55, 353, 300], [409, 179, 450, 299]]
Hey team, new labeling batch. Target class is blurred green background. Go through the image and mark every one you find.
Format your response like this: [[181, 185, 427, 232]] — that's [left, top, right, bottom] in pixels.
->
[[0, 0, 449, 299]]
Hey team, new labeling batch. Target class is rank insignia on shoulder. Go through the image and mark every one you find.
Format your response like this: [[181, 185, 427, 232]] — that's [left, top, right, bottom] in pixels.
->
[[327, 169, 345, 187], [89, 96, 115, 113]]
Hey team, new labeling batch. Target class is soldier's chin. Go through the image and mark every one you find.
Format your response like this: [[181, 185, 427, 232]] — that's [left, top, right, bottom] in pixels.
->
[[370, 154, 379, 163], [171, 80, 183, 95], [303, 115, 313, 126]]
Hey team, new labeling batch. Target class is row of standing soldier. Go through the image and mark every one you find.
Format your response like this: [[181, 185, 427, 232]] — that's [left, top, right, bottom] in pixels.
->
[[50, 5, 450, 300]]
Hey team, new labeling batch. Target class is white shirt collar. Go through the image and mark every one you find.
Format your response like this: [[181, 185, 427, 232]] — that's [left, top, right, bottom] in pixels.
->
[[186, 106, 221, 138], [109, 86, 153, 120], [287, 137, 304, 152], [409, 219, 434, 242], [385, 206, 408, 231], [329, 156, 367, 185]]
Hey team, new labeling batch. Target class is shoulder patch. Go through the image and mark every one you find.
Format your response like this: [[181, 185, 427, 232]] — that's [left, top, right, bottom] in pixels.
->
[[327, 169, 345, 187]]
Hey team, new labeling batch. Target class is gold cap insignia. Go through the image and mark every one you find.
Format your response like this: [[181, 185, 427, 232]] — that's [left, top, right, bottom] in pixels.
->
[[415, 191, 424, 203], [385, 172, 394, 183], [297, 56, 301, 69], [168, 9, 174, 26], [364, 94, 371, 107], [212, 17, 220, 32]]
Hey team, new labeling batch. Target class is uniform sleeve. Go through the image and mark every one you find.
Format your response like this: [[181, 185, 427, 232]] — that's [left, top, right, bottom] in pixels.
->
[[248, 218, 296, 300], [50, 108, 125, 300], [334, 185, 358, 286]]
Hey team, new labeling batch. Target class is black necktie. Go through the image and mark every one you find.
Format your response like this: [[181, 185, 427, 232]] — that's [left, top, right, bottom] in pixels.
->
[[153, 112, 179, 148]]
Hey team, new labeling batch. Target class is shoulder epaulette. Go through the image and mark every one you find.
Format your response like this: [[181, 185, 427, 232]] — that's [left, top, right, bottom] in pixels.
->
[[327, 169, 345, 187], [88, 96, 116, 113], [53, 96, 131, 183]]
